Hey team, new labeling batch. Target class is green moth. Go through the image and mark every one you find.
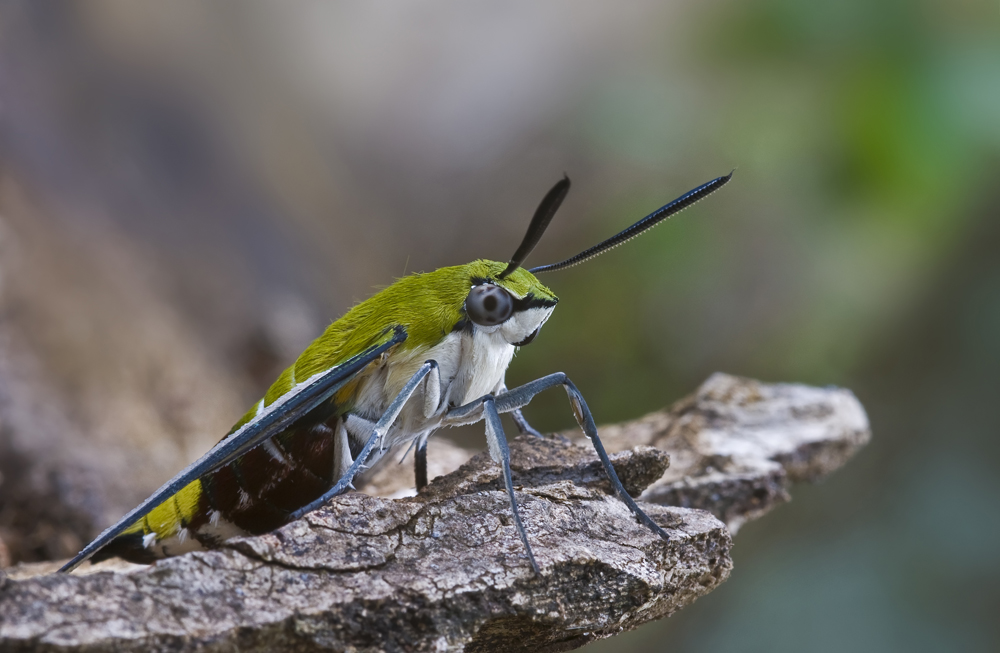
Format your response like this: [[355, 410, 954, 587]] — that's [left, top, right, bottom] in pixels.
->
[[61, 172, 732, 574]]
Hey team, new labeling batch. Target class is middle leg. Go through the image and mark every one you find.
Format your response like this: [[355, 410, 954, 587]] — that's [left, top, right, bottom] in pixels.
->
[[289, 360, 439, 520], [414, 436, 429, 492]]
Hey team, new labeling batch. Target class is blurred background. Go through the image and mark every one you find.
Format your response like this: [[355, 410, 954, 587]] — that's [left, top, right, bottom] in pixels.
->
[[0, 1, 997, 651]]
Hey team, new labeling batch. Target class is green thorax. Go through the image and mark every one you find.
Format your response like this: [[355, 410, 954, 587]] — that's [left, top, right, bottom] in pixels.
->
[[235, 260, 556, 428]]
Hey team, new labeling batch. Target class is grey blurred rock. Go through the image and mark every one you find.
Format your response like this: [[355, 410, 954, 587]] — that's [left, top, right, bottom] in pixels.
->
[[0, 181, 246, 564]]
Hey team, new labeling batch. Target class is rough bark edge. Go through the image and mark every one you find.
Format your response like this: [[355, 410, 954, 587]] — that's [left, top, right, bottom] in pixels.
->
[[0, 374, 870, 652]]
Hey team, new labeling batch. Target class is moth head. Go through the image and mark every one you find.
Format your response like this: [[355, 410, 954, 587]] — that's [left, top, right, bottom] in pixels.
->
[[461, 171, 733, 345], [461, 263, 557, 346]]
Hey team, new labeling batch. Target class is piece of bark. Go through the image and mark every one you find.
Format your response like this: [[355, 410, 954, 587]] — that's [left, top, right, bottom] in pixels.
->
[[585, 373, 871, 532], [0, 376, 870, 652], [0, 375, 869, 651], [1, 438, 731, 652]]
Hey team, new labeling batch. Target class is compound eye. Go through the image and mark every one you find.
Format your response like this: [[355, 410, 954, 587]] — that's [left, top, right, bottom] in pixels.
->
[[465, 284, 514, 326]]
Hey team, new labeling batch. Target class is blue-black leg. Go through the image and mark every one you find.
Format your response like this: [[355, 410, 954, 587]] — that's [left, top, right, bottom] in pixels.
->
[[499, 383, 544, 437], [453, 373, 670, 542], [289, 360, 438, 520], [414, 437, 429, 492], [510, 407, 545, 438], [483, 395, 540, 574]]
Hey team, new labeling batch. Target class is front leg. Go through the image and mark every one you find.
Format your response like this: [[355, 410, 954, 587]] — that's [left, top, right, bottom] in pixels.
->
[[482, 395, 540, 574], [447, 373, 671, 543], [498, 383, 544, 438]]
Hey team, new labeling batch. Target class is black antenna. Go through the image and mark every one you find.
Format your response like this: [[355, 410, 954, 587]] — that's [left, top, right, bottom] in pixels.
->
[[529, 172, 733, 274], [498, 175, 571, 279]]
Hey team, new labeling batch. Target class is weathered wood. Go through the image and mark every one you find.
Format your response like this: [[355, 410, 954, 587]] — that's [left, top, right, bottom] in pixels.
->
[[588, 373, 871, 533], [0, 374, 869, 652]]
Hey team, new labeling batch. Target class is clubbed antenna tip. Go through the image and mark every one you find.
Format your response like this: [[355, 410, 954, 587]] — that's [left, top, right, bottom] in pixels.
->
[[498, 175, 571, 279], [529, 171, 733, 274]]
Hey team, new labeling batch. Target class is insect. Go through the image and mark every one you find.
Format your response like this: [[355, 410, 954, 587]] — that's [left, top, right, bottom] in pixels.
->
[[60, 172, 732, 574]]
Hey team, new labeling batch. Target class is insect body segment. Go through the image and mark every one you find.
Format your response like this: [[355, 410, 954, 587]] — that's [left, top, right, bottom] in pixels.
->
[[96, 398, 354, 562], [62, 172, 732, 574], [79, 263, 558, 566]]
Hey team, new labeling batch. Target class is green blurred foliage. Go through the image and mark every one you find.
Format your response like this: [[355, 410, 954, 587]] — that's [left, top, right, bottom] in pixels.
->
[[578, 0, 1000, 650]]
